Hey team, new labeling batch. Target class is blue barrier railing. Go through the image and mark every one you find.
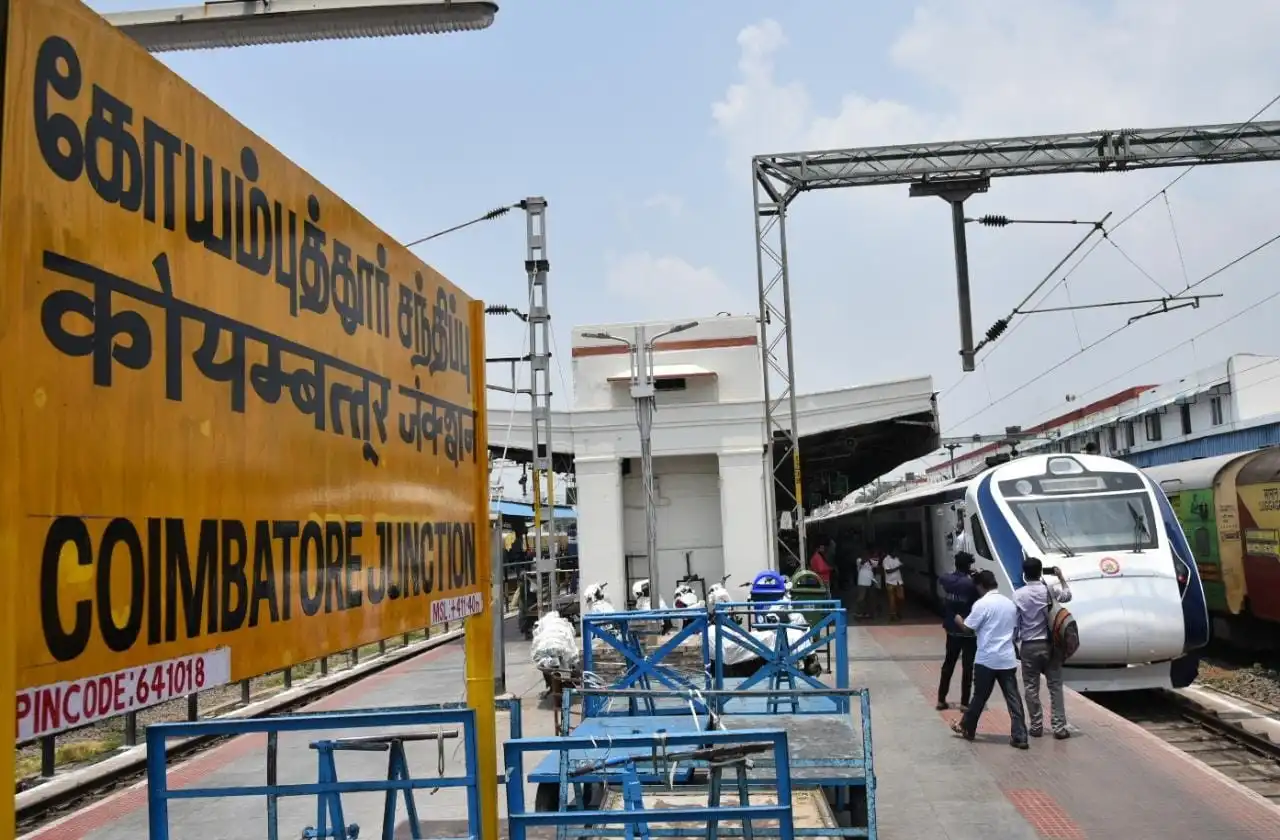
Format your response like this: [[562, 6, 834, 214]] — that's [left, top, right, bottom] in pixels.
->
[[145, 698, 523, 840], [505, 727, 797, 840], [581, 609, 713, 717], [710, 602, 848, 713], [553, 687, 878, 839], [580, 602, 848, 718]]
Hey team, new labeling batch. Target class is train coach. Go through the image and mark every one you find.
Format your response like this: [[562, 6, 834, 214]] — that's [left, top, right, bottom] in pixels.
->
[[811, 453, 1210, 691], [1141, 446, 1280, 650]]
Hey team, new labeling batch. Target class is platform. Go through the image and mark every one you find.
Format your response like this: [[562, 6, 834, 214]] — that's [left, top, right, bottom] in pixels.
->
[[22, 617, 1280, 840]]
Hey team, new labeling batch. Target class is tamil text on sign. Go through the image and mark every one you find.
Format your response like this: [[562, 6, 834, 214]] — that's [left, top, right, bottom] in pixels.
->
[[0, 0, 489, 737]]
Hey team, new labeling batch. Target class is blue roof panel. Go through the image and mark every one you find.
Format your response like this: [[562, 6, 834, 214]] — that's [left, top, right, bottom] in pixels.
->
[[490, 500, 577, 520]]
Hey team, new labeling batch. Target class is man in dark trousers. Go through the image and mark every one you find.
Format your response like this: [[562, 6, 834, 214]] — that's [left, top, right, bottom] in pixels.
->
[[1014, 557, 1073, 739], [950, 570, 1029, 750], [936, 552, 979, 711]]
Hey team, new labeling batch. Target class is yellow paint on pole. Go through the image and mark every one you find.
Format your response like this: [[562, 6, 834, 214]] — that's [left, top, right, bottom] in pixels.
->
[[465, 299, 500, 840]]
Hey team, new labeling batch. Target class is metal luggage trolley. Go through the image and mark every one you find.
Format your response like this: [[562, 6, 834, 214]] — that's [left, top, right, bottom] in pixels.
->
[[531, 600, 876, 840], [709, 600, 848, 713], [144, 698, 524, 840], [580, 605, 714, 719], [506, 727, 800, 840]]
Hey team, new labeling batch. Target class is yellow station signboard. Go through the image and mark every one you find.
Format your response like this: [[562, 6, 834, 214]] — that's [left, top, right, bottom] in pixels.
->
[[0, 0, 491, 750]]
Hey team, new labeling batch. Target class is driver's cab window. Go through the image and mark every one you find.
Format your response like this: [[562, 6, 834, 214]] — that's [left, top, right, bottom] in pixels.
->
[[969, 514, 993, 560]]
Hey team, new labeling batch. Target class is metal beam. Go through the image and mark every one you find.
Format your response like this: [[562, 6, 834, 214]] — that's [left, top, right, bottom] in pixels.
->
[[750, 117, 1280, 572], [753, 162, 805, 573], [105, 0, 498, 53], [756, 120, 1280, 190]]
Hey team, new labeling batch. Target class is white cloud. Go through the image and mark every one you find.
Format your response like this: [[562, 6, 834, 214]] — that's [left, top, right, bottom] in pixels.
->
[[642, 193, 685, 218], [605, 251, 748, 320], [709, 3, 1280, 472]]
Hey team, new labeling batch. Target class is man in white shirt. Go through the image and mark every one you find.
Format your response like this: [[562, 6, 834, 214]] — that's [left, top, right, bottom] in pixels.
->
[[950, 570, 1029, 749], [881, 551, 904, 621], [854, 553, 880, 619], [954, 523, 974, 559]]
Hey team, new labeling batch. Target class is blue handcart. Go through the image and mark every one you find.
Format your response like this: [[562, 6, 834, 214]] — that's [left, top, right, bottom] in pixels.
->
[[517, 600, 877, 840]]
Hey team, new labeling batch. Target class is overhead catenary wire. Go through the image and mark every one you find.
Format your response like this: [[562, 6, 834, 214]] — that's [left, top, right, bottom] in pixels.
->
[[939, 90, 1280, 397], [943, 225, 1280, 433], [404, 204, 517, 249], [967, 213, 1112, 356], [926, 352, 1280, 477], [1021, 299, 1280, 433]]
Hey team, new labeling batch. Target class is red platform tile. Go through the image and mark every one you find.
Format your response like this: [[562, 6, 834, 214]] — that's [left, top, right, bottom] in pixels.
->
[[1003, 789, 1086, 839]]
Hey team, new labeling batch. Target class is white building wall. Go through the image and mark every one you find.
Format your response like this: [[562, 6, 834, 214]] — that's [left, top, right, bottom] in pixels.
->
[[621, 455, 725, 601], [1230, 354, 1280, 421], [495, 314, 936, 605], [572, 316, 762, 411], [718, 449, 771, 584], [573, 456, 626, 605]]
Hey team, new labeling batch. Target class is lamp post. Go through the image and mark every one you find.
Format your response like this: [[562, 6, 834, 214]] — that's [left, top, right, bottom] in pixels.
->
[[104, 0, 498, 52], [582, 321, 698, 610]]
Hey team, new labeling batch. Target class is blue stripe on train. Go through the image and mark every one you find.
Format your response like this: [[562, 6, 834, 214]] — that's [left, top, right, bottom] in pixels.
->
[[974, 473, 1025, 592], [1147, 475, 1210, 651]]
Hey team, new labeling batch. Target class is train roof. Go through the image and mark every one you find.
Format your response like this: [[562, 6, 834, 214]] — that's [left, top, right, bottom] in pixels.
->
[[873, 477, 969, 508], [1235, 446, 1280, 486], [1140, 451, 1253, 491]]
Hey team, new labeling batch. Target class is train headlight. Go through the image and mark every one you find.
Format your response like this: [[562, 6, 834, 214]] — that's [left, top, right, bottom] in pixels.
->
[[1015, 480, 1033, 496], [1048, 457, 1085, 476]]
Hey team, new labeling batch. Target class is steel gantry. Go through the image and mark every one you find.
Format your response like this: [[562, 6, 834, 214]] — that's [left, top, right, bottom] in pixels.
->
[[753, 119, 1280, 572], [521, 198, 559, 615]]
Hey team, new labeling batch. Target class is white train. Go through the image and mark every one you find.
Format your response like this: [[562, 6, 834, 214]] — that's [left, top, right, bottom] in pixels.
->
[[812, 453, 1210, 691]]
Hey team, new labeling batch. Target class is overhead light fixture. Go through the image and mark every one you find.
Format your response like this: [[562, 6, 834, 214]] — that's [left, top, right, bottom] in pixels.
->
[[104, 0, 498, 53]]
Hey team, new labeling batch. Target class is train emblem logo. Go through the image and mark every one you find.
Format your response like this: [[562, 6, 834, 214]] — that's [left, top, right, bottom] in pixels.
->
[[1099, 557, 1121, 576]]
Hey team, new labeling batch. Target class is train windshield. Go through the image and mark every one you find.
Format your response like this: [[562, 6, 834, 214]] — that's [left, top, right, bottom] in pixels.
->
[[1007, 491, 1159, 555]]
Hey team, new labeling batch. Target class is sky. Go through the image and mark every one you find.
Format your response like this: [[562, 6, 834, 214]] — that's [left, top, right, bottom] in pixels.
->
[[88, 0, 1280, 484]]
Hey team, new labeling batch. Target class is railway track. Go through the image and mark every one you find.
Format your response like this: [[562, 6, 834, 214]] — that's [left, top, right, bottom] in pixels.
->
[[1091, 689, 1280, 805]]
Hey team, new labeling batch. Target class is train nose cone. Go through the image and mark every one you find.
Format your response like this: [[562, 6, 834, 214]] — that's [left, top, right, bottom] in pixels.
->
[[1064, 574, 1186, 665]]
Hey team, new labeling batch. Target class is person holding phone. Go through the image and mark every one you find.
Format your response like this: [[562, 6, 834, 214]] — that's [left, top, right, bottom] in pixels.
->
[[1013, 557, 1073, 739]]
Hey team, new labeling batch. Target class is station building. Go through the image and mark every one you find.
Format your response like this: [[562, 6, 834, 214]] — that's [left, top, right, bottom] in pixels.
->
[[487, 314, 939, 606], [930, 353, 1280, 479]]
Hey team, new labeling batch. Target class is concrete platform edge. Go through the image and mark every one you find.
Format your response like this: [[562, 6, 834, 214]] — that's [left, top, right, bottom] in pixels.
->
[[14, 615, 513, 817], [1168, 685, 1280, 744], [1069, 684, 1280, 815]]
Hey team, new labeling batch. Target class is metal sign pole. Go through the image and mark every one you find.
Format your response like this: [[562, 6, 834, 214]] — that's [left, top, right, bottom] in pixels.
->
[[632, 326, 660, 606]]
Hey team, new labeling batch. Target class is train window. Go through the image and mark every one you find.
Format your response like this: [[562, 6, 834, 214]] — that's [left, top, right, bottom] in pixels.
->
[[969, 515, 993, 559], [1007, 492, 1159, 554]]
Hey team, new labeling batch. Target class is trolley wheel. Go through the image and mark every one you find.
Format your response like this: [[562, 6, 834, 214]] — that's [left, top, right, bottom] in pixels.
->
[[535, 783, 560, 812]]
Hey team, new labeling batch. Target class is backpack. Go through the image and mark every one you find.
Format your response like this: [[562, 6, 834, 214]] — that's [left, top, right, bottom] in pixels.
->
[[1047, 585, 1080, 660]]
